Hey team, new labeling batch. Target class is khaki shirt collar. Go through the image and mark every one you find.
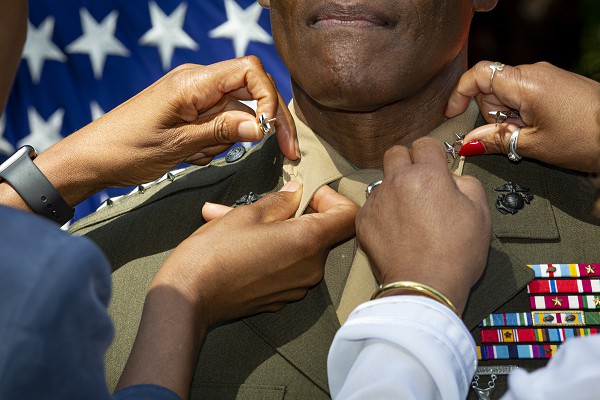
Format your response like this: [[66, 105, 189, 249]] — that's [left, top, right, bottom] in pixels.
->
[[283, 99, 481, 216]]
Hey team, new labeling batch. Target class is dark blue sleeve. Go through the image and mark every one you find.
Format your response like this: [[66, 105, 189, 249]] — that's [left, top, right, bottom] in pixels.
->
[[114, 384, 182, 400], [0, 206, 114, 400]]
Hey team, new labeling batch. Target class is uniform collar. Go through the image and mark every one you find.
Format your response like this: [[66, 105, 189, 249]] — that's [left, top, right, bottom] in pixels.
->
[[283, 99, 481, 216]]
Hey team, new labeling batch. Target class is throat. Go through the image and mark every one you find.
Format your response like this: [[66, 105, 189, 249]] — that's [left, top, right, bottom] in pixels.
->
[[294, 95, 449, 169]]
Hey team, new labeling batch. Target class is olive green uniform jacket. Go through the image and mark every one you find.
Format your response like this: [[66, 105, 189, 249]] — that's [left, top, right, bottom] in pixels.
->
[[70, 101, 600, 399]]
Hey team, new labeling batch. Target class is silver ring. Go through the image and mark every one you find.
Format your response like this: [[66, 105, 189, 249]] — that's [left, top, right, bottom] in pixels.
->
[[365, 180, 382, 198], [507, 127, 522, 162], [489, 62, 505, 94]]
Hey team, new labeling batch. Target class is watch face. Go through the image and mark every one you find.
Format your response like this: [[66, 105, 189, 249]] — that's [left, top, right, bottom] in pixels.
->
[[0, 146, 36, 174]]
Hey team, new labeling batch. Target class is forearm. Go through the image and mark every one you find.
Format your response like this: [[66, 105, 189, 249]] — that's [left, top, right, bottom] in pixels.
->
[[328, 296, 476, 399], [0, 133, 105, 211], [116, 280, 207, 400]]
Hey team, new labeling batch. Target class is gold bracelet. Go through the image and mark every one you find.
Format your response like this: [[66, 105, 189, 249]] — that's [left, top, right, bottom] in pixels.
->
[[370, 281, 459, 316]]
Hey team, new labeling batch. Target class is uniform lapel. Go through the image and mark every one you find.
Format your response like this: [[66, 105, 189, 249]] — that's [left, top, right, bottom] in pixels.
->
[[465, 155, 559, 241], [461, 155, 560, 329], [239, 170, 385, 392], [243, 282, 340, 393], [283, 102, 356, 217]]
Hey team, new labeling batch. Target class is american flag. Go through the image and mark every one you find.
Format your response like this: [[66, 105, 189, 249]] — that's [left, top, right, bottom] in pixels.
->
[[0, 0, 291, 222]]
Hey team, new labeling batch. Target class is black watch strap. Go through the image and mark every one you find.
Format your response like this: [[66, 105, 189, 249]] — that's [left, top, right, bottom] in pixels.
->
[[0, 145, 74, 225]]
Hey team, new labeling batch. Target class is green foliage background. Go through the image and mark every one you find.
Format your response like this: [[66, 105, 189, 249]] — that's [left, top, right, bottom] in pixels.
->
[[578, 0, 600, 80]]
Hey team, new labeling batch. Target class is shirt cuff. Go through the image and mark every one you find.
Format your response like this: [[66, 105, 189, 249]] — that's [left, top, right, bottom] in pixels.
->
[[328, 296, 476, 399], [113, 384, 182, 400]]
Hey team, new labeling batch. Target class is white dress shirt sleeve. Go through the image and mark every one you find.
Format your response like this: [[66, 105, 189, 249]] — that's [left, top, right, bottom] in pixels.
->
[[327, 296, 477, 400]]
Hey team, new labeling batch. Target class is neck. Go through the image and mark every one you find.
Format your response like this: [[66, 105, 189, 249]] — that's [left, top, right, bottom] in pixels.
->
[[292, 50, 468, 169]]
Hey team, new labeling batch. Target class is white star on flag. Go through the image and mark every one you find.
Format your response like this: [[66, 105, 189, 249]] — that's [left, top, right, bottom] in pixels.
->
[[209, 0, 272, 58], [90, 101, 105, 121], [140, 1, 198, 70], [22, 17, 67, 84], [18, 107, 65, 152], [66, 8, 130, 79], [3, 0, 291, 220], [0, 114, 14, 155]]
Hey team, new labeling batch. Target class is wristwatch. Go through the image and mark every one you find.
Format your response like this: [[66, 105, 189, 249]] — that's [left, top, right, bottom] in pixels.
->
[[0, 145, 74, 225]]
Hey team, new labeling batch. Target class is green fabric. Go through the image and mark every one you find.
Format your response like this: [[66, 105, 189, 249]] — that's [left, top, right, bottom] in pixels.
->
[[71, 128, 600, 400], [71, 136, 335, 399], [464, 155, 600, 400], [586, 311, 600, 325]]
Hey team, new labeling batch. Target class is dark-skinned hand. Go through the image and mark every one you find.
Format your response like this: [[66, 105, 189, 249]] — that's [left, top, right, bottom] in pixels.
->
[[356, 137, 492, 315], [446, 61, 600, 173]]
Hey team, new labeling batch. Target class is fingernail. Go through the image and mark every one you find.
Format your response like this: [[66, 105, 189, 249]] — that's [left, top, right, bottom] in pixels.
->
[[459, 140, 487, 157], [280, 180, 301, 193], [186, 152, 207, 162], [238, 121, 261, 141], [295, 141, 301, 159]]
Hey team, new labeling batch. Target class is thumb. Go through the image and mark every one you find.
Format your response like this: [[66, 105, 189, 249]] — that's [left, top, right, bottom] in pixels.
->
[[190, 110, 265, 147], [202, 202, 234, 222], [458, 123, 526, 157], [301, 185, 358, 245], [201, 181, 303, 222]]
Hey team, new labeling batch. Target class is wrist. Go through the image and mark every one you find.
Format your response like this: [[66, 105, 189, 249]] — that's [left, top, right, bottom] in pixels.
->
[[377, 273, 470, 316], [0, 180, 29, 210], [372, 281, 460, 316], [151, 255, 213, 329], [33, 138, 106, 207], [0, 145, 75, 223]]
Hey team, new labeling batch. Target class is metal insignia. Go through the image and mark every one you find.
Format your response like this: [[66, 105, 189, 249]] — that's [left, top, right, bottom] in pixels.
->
[[233, 192, 262, 206], [495, 182, 533, 214], [225, 145, 246, 163], [472, 365, 518, 400]]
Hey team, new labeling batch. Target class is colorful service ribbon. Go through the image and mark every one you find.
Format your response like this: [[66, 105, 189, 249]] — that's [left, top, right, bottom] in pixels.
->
[[478, 311, 600, 327], [528, 263, 600, 278], [476, 263, 600, 360], [529, 295, 600, 310], [527, 279, 600, 294], [480, 327, 599, 343], [477, 344, 558, 360]]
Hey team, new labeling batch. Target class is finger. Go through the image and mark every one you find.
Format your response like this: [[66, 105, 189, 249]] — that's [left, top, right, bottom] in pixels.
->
[[187, 156, 215, 166], [185, 145, 230, 164], [473, 95, 524, 127], [191, 110, 263, 145], [225, 181, 303, 225], [410, 137, 448, 170], [302, 185, 358, 244], [445, 66, 479, 117], [198, 97, 257, 119], [186, 143, 234, 161], [175, 57, 278, 123], [452, 175, 487, 207], [273, 94, 300, 161], [452, 175, 492, 230], [202, 202, 234, 221], [382, 145, 412, 179], [266, 73, 300, 161], [459, 122, 523, 157], [216, 76, 299, 161], [202, 180, 303, 222], [445, 61, 524, 118], [236, 57, 280, 128]]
